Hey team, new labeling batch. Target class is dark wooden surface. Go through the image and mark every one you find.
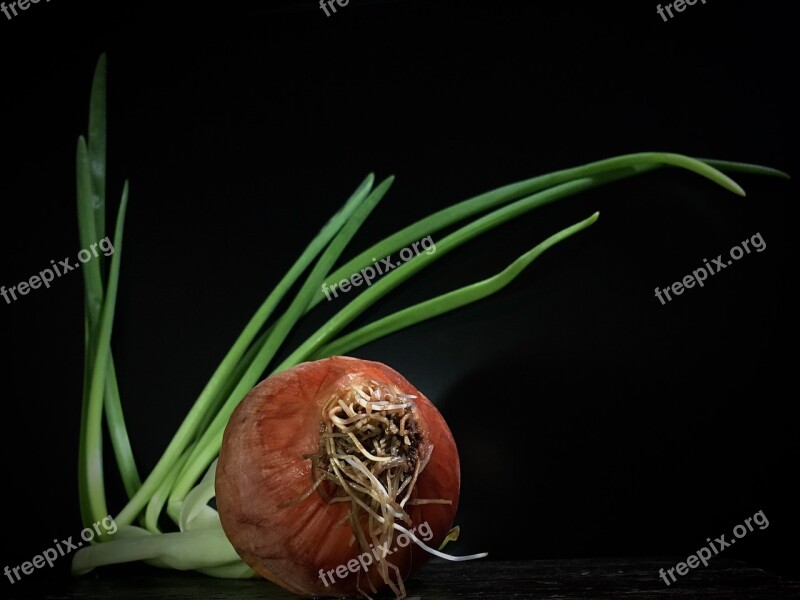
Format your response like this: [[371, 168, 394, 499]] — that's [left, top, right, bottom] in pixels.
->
[[5, 558, 799, 599]]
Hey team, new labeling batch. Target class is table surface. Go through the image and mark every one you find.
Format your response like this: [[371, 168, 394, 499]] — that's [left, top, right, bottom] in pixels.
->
[[6, 557, 800, 599]]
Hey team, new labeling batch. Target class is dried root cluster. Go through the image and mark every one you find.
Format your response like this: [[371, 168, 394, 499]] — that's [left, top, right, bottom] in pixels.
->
[[309, 376, 434, 598]]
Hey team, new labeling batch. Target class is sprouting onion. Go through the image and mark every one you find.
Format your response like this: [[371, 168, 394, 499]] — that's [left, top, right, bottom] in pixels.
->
[[216, 355, 473, 597], [71, 53, 788, 593]]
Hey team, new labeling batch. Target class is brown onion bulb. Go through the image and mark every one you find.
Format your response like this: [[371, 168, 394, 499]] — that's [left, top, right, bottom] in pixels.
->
[[216, 355, 460, 598]]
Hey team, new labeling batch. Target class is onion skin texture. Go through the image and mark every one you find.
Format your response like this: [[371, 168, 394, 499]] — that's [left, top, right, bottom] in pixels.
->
[[216, 355, 460, 597]]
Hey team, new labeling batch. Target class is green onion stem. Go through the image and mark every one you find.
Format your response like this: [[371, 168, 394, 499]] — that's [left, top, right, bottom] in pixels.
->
[[312, 211, 601, 359], [165, 178, 395, 507], [311, 151, 748, 313], [103, 358, 142, 499], [78, 180, 129, 530], [144, 445, 195, 534], [113, 174, 378, 528]]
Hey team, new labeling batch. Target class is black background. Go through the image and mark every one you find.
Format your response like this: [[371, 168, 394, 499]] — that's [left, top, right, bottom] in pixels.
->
[[0, 0, 796, 592]]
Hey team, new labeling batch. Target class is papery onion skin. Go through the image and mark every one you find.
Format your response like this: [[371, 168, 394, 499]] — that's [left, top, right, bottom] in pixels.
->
[[216, 355, 460, 597]]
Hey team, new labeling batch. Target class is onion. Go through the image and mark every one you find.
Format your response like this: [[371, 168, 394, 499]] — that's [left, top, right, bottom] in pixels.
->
[[216, 355, 461, 598]]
